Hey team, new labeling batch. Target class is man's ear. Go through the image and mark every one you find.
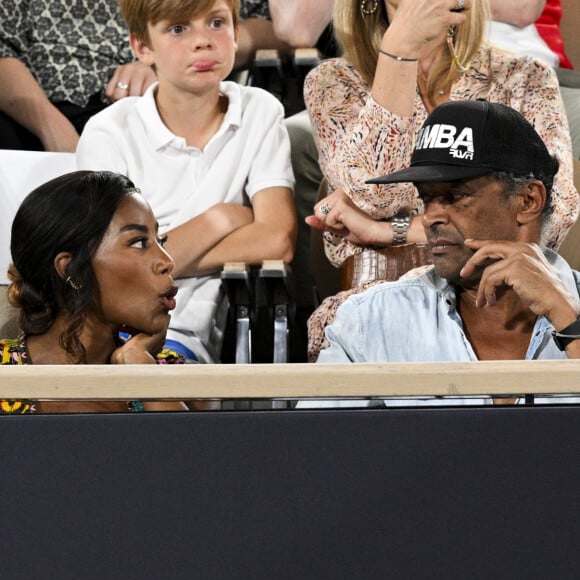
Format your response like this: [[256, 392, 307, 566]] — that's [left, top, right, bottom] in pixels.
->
[[516, 180, 547, 226], [54, 252, 73, 281], [130, 32, 155, 66]]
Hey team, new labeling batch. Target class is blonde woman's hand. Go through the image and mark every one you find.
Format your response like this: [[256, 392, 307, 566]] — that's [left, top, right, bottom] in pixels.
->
[[309, 187, 392, 245], [309, 188, 428, 246], [383, 0, 471, 57]]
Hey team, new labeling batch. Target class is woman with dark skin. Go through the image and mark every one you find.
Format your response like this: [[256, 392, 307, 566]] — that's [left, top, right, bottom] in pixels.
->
[[1, 170, 186, 413]]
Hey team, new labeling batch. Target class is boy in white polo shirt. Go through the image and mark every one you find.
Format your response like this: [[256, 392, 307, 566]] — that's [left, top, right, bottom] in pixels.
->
[[77, 0, 296, 362]]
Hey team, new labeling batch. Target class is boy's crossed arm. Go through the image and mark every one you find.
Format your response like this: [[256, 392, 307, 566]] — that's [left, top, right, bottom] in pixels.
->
[[165, 186, 296, 278]]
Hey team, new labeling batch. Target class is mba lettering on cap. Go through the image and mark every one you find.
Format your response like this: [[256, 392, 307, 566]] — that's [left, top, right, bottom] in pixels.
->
[[415, 123, 475, 160]]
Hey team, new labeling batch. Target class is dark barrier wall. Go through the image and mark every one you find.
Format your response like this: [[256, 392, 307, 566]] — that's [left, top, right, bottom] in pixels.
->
[[3, 406, 580, 579]]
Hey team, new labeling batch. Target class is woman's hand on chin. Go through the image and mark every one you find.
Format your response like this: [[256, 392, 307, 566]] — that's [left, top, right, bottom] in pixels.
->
[[110, 329, 167, 364]]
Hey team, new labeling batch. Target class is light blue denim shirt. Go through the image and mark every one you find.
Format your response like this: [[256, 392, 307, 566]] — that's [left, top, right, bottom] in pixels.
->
[[298, 249, 580, 408]]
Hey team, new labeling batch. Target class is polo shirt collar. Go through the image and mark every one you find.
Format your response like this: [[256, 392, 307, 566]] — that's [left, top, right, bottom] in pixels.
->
[[136, 81, 243, 151]]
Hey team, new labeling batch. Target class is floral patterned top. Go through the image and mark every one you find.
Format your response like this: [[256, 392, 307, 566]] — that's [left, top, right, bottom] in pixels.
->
[[0, 335, 185, 414], [304, 44, 579, 267]]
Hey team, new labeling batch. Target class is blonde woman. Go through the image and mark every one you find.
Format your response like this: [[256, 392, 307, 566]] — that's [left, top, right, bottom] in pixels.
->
[[305, 0, 578, 360]]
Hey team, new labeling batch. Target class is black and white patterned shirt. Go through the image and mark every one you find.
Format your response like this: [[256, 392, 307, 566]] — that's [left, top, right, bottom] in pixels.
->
[[240, 0, 270, 20], [0, 0, 134, 107]]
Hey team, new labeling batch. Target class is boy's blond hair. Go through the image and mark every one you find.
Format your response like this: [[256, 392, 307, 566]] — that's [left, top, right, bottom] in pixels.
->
[[120, 0, 240, 45]]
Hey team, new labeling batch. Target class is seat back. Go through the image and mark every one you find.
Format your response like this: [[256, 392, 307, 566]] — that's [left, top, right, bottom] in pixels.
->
[[220, 260, 294, 365], [0, 150, 76, 284], [0, 150, 76, 339], [249, 48, 322, 117]]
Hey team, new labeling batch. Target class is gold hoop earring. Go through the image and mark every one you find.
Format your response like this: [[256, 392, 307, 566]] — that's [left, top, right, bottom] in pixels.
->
[[360, 0, 379, 17]]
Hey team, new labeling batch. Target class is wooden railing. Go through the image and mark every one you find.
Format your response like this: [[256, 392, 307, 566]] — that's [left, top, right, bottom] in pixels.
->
[[3, 359, 580, 401]]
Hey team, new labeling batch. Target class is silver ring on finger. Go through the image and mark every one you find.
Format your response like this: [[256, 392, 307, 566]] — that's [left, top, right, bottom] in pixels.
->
[[116, 81, 130, 91], [320, 202, 332, 215], [455, 0, 465, 10]]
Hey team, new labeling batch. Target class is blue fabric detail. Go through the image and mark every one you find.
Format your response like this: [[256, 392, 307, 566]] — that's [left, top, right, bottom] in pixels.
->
[[163, 339, 198, 362], [118, 332, 198, 362]]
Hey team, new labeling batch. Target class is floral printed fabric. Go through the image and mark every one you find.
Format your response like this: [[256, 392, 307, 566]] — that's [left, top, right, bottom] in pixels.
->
[[1, 399, 34, 414], [0, 336, 185, 414], [304, 44, 579, 361], [1, 336, 28, 365], [155, 348, 187, 364], [1, 337, 35, 414]]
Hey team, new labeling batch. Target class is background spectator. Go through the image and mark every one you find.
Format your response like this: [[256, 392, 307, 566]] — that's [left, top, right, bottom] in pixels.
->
[[0, 0, 156, 152]]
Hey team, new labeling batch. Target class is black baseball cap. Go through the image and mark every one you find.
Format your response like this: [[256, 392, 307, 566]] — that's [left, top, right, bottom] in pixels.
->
[[366, 99, 558, 184]]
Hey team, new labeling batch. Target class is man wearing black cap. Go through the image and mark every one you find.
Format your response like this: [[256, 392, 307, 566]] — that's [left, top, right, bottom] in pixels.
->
[[304, 100, 580, 407]]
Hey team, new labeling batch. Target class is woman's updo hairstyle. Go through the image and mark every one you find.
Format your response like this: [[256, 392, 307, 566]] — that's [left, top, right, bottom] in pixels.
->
[[9, 170, 138, 361]]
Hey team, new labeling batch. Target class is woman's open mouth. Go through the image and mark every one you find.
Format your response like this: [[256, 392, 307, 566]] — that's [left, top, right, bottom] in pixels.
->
[[160, 285, 178, 310]]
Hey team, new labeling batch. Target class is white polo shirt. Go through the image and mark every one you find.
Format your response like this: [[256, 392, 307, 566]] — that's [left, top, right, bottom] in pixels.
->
[[77, 81, 294, 362]]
